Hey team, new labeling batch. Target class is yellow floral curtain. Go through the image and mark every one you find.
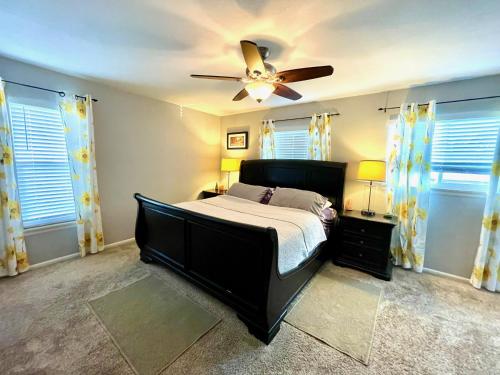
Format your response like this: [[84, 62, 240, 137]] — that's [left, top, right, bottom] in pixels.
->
[[59, 95, 104, 256], [471, 129, 500, 292], [386, 101, 436, 272], [0, 79, 29, 277], [308, 113, 332, 161], [259, 119, 276, 159]]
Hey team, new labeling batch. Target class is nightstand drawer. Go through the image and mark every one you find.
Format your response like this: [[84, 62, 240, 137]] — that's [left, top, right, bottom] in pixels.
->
[[342, 219, 388, 240], [341, 243, 381, 266], [342, 233, 385, 252]]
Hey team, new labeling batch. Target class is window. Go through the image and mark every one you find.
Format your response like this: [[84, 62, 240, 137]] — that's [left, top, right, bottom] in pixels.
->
[[431, 117, 500, 190], [275, 129, 308, 159], [9, 102, 76, 228]]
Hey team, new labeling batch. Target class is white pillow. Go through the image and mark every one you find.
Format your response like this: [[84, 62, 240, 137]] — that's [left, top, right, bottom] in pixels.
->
[[323, 200, 333, 209], [268, 187, 329, 216], [227, 182, 270, 203]]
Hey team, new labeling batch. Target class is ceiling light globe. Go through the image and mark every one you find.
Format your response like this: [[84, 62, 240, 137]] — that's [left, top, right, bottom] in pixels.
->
[[245, 81, 275, 103]]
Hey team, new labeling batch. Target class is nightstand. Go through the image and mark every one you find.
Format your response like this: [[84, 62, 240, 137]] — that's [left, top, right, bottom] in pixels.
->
[[333, 210, 396, 281], [201, 189, 226, 199]]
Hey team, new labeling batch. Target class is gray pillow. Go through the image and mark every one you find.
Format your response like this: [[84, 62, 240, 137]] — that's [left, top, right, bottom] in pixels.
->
[[268, 187, 328, 216], [227, 182, 270, 203]]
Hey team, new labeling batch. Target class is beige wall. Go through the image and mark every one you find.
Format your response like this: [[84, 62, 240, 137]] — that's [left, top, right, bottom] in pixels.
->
[[221, 92, 391, 212], [220, 75, 500, 277], [0, 56, 220, 264]]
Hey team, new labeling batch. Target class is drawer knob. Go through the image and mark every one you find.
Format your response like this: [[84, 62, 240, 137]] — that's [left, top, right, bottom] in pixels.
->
[[359, 240, 364, 245], [358, 252, 363, 257], [360, 228, 366, 233]]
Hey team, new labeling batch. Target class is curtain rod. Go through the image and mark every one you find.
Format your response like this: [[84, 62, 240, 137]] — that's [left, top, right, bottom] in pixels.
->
[[265, 112, 340, 123], [1, 79, 99, 102], [378, 94, 500, 113]]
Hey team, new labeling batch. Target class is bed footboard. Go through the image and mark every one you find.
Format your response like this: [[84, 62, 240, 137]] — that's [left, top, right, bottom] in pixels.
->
[[134, 193, 327, 344]]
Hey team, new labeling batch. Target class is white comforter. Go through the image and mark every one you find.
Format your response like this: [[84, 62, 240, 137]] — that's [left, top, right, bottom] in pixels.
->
[[174, 195, 327, 273]]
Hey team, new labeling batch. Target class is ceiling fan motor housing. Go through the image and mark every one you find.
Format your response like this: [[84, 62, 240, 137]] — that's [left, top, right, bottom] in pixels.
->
[[246, 63, 277, 80], [243, 45, 278, 79], [258, 46, 270, 60]]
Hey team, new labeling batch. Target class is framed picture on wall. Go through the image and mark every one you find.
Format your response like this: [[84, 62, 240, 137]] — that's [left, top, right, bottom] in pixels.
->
[[227, 131, 248, 149]]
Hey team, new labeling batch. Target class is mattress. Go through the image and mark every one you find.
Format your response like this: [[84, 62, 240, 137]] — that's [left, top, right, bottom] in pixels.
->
[[174, 195, 327, 274]]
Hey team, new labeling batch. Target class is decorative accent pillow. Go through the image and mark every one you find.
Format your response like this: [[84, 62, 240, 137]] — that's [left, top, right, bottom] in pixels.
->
[[320, 207, 336, 222], [227, 182, 270, 203], [260, 188, 274, 204], [320, 207, 338, 237], [268, 187, 329, 216]]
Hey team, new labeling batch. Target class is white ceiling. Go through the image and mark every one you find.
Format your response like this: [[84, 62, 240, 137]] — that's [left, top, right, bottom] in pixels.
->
[[1, 0, 500, 116]]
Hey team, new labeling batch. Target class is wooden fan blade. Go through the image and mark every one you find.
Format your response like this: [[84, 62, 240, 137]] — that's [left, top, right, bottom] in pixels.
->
[[232, 88, 249, 101], [277, 66, 334, 83], [190, 74, 242, 81], [273, 83, 302, 101], [240, 40, 266, 75]]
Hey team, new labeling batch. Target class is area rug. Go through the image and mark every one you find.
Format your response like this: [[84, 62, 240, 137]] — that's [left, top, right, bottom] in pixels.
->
[[88, 275, 221, 375], [285, 267, 382, 365]]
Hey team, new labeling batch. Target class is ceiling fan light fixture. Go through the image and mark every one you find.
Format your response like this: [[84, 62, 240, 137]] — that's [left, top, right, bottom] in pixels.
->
[[245, 81, 275, 103], [191, 40, 334, 104]]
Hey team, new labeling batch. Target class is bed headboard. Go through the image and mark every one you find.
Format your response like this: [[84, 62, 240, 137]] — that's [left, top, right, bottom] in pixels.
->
[[239, 159, 347, 212]]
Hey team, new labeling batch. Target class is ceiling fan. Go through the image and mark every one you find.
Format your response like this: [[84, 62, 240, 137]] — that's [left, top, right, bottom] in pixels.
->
[[191, 40, 334, 103]]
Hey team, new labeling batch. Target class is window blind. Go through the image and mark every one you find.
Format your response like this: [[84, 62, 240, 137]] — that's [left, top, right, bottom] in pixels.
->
[[275, 129, 308, 159], [9, 102, 76, 228], [431, 118, 500, 174]]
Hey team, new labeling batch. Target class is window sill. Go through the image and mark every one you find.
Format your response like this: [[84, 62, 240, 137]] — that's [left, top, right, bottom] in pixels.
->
[[430, 187, 487, 198], [24, 221, 76, 236]]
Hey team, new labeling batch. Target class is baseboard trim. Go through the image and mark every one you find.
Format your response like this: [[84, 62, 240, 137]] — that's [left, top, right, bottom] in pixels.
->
[[423, 267, 469, 283], [104, 237, 135, 250], [30, 238, 136, 270], [30, 253, 80, 270]]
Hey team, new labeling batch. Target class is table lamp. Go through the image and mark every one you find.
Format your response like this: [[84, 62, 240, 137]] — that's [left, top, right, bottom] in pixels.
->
[[220, 158, 241, 191], [357, 160, 386, 216]]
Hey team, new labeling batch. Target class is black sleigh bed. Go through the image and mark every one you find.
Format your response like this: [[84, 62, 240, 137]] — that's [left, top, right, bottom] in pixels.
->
[[134, 160, 347, 344]]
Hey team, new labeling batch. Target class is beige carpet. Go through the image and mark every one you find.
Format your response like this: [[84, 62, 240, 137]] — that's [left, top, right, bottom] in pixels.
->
[[285, 268, 382, 364], [1, 243, 499, 374], [89, 275, 220, 375]]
